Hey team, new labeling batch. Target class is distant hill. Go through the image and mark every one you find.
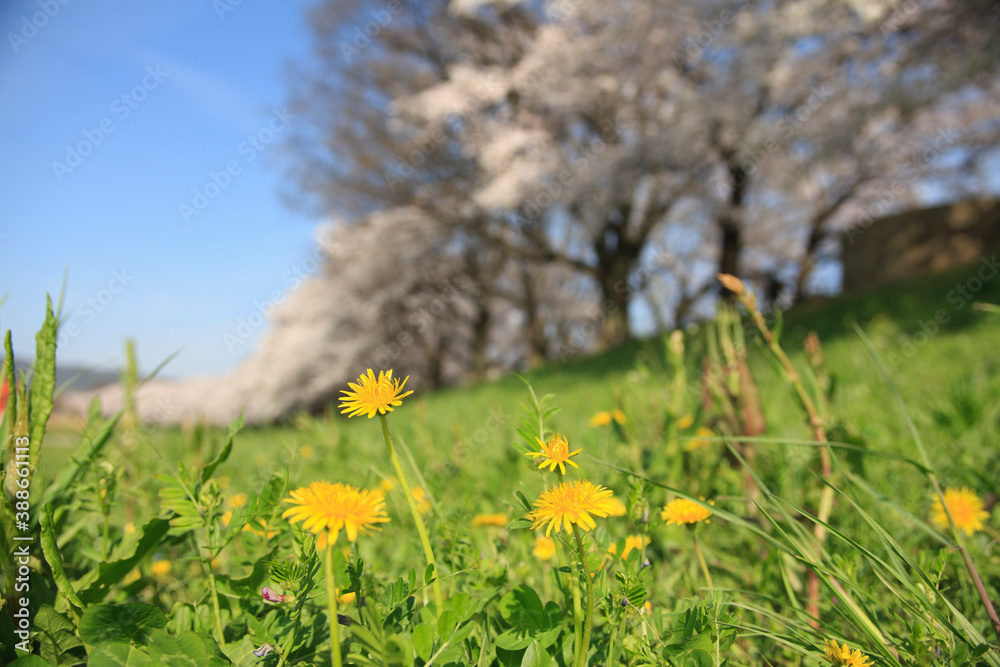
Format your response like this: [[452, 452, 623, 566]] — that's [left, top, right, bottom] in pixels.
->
[[10, 359, 119, 392]]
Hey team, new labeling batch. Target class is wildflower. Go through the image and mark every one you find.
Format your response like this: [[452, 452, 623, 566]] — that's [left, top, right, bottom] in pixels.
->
[[228, 493, 249, 509], [612, 409, 626, 424], [472, 513, 508, 527], [684, 427, 716, 451], [676, 414, 695, 429], [123, 568, 141, 585], [530, 480, 618, 536], [379, 478, 396, 493], [300, 445, 315, 459], [253, 644, 277, 658], [661, 498, 714, 526], [337, 590, 357, 605], [526, 434, 582, 475], [823, 639, 872, 666], [411, 487, 431, 514], [151, 560, 172, 578], [262, 586, 287, 603], [123, 522, 136, 535], [619, 534, 650, 560], [221, 510, 233, 527], [242, 517, 279, 539], [533, 535, 557, 560], [282, 481, 389, 549], [606, 497, 627, 517], [589, 412, 613, 427], [931, 487, 990, 536], [339, 369, 413, 419]]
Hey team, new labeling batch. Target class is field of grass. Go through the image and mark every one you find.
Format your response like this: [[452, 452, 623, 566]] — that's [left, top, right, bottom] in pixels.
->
[[3, 262, 999, 666]]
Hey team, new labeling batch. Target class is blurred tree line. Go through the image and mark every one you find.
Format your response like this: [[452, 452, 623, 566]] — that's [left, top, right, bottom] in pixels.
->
[[280, 0, 1000, 386]]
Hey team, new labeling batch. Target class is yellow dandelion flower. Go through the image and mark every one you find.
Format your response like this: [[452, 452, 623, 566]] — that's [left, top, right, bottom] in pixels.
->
[[533, 535, 557, 561], [823, 639, 872, 666], [123, 568, 141, 585], [526, 434, 582, 475], [684, 427, 716, 451], [661, 498, 714, 526], [676, 414, 695, 429], [300, 445, 315, 460], [612, 409, 626, 424], [228, 493, 249, 509], [643, 600, 652, 615], [124, 522, 136, 535], [589, 412, 613, 427], [606, 497, 628, 517], [282, 481, 389, 546], [931, 487, 990, 536], [221, 510, 233, 527], [379, 478, 396, 493], [242, 517, 279, 539], [337, 590, 357, 605], [151, 560, 172, 577], [411, 487, 431, 514], [339, 369, 413, 419], [530, 480, 618, 536], [472, 513, 508, 527], [619, 534, 650, 560]]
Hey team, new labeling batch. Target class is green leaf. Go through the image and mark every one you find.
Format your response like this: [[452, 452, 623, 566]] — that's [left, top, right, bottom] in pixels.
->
[[88, 643, 153, 667], [411, 623, 435, 662], [496, 585, 562, 649], [29, 295, 58, 451], [38, 506, 85, 611], [34, 605, 84, 666], [10, 656, 56, 667], [520, 640, 553, 667], [145, 630, 232, 666], [77, 517, 171, 604], [201, 412, 245, 484], [423, 562, 436, 586], [78, 604, 167, 646]]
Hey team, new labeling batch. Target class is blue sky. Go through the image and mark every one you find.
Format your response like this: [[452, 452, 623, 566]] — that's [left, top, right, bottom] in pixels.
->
[[0, 0, 323, 378]]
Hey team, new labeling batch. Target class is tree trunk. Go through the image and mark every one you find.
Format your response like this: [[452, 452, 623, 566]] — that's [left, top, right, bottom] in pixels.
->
[[595, 238, 636, 348], [519, 262, 549, 365], [717, 163, 746, 297]]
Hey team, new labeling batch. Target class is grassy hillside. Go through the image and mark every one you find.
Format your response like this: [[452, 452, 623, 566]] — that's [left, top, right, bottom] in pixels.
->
[[14, 261, 1000, 666]]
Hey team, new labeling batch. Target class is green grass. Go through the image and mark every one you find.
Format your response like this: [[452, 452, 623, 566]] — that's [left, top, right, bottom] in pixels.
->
[[6, 261, 1000, 666]]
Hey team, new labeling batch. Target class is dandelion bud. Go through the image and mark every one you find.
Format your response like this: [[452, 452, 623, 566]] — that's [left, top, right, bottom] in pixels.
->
[[717, 273, 746, 296], [668, 329, 684, 358]]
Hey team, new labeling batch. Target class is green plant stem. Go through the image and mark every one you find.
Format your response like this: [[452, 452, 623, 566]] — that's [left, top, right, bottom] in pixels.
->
[[325, 542, 343, 667], [206, 557, 225, 644], [379, 414, 445, 613], [572, 525, 595, 667], [557, 540, 583, 661], [690, 530, 714, 591]]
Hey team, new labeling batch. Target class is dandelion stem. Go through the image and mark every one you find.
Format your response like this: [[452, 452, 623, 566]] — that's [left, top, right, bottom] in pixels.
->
[[557, 540, 583, 661], [572, 525, 595, 667], [690, 530, 714, 591], [325, 542, 343, 667], [379, 414, 445, 614]]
